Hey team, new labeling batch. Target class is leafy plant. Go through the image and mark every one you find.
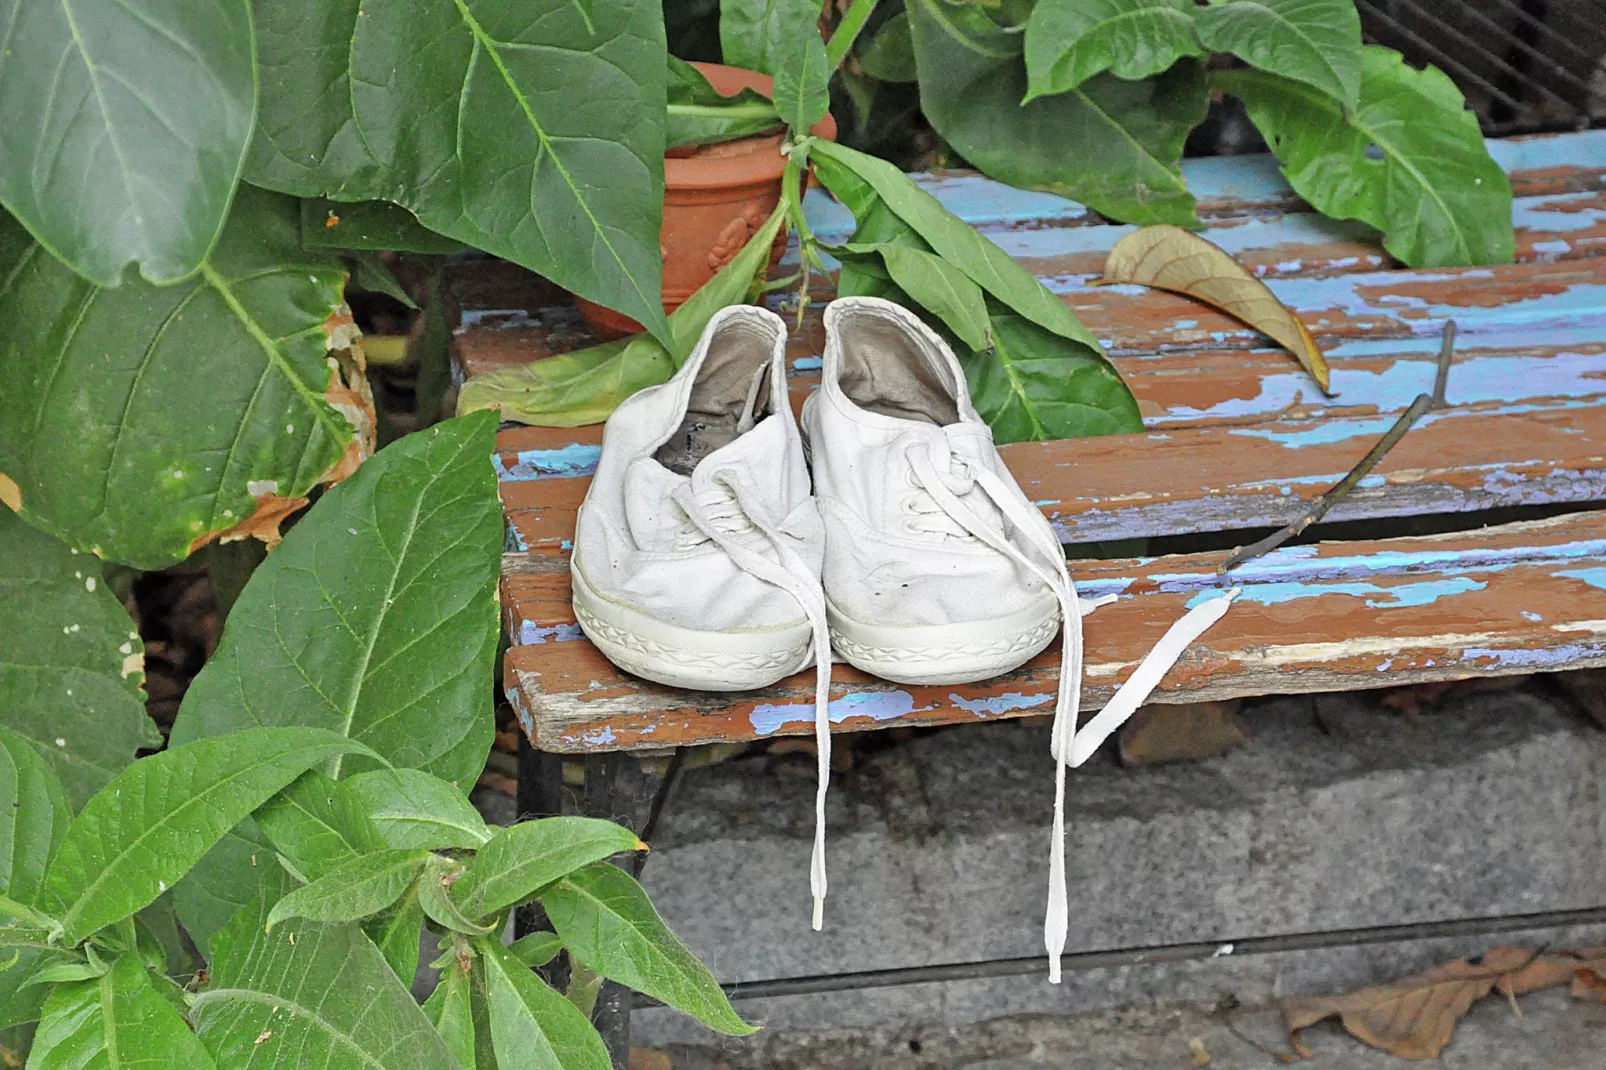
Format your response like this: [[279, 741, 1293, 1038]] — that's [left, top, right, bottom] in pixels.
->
[[0, 415, 749, 1066]]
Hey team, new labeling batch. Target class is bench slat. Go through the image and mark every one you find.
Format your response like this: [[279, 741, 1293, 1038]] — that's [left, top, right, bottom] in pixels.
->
[[504, 511, 1606, 752]]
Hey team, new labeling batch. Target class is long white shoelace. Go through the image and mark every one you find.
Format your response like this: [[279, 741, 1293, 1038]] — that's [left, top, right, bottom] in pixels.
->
[[906, 441, 1239, 983], [670, 478, 835, 931]]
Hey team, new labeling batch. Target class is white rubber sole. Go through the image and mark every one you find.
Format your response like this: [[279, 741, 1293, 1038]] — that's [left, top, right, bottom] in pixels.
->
[[827, 594, 1061, 685], [570, 561, 812, 691]]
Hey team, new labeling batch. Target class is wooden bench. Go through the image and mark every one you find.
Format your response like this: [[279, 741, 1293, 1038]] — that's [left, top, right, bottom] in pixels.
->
[[449, 128, 1606, 1063]]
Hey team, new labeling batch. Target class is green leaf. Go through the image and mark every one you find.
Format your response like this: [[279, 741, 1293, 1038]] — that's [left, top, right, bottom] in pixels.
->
[[905, 0, 1208, 227], [843, 243, 992, 350], [0, 726, 71, 906], [773, 32, 832, 135], [301, 200, 470, 255], [1216, 48, 1514, 267], [23, 957, 107, 988], [344, 252, 419, 310], [0, 514, 159, 807], [193, 873, 458, 1070], [962, 308, 1145, 443], [811, 141, 1103, 350], [720, 0, 824, 75], [171, 823, 273, 961], [418, 855, 496, 936], [667, 58, 782, 150], [457, 199, 787, 426], [266, 849, 427, 931], [0, 187, 367, 569], [28, 954, 214, 1070], [170, 412, 502, 790], [1194, 0, 1361, 109], [856, 12, 918, 82], [544, 863, 754, 1036], [423, 956, 477, 1070], [0, 0, 253, 287], [476, 937, 611, 1070], [1023, 0, 1203, 101], [134, 899, 194, 980], [45, 727, 381, 945], [256, 771, 387, 881], [453, 818, 644, 921], [509, 931, 564, 968], [247, 0, 671, 346], [345, 769, 491, 851], [365, 885, 424, 984], [0, 949, 56, 1030]]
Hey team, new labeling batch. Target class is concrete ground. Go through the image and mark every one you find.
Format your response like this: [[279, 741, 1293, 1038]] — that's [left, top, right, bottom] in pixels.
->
[[478, 681, 1606, 1067]]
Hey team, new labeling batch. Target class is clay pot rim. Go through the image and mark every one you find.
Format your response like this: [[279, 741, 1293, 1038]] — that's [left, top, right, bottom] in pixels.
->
[[667, 62, 838, 192]]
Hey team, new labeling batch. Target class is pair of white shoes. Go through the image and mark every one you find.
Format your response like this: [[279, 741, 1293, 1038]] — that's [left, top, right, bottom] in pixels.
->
[[571, 297, 1235, 980]]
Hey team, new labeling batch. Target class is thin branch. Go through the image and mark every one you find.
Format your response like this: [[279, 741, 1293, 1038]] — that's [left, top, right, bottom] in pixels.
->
[[1219, 320, 1458, 575]]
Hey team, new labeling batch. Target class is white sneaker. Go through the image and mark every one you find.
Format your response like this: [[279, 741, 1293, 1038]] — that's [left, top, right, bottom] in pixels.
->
[[805, 296, 1238, 980], [571, 304, 836, 927]]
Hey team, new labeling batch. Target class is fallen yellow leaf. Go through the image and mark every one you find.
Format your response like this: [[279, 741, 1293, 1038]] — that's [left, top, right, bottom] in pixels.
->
[[1102, 225, 1331, 393]]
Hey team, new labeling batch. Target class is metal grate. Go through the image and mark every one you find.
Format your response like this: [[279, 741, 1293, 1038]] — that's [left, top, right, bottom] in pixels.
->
[[1359, 0, 1606, 134]]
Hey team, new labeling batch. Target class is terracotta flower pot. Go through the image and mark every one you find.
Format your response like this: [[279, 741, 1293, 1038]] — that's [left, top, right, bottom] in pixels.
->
[[575, 62, 837, 340]]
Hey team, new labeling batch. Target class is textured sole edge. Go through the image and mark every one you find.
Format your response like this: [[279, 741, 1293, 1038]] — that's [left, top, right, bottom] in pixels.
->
[[827, 596, 1060, 685], [570, 561, 812, 691]]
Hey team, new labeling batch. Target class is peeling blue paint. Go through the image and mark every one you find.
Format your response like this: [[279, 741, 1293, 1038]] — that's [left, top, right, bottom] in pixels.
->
[[1558, 566, 1606, 590], [504, 525, 528, 553], [793, 356, 823, 371], [497, 443, 603, 480], [1184, 576, 1485, 610], [1231, 417, 1400, 449], [1531, 239, 1572, 257], [1460, 644, 1606, 668], [578, 726, 617, 747], [949, 691, 1053, 716], [1174, 320, 1198, 330], [749, 689, 936, 735], [1522, 611, 1543, 622], [517, 621, 585, 645]]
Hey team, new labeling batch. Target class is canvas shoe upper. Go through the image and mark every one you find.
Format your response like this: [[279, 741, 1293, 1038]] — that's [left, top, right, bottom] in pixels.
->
[[805, 296, 1238, 980], [571, 304, 836, 928]]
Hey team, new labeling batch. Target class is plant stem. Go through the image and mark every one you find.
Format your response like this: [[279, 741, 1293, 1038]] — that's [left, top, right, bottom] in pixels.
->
[[1219, 320, 1458, 575], [826, 0, 881, 72]]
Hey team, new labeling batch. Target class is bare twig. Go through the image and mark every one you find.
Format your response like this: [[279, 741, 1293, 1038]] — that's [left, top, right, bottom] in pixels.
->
[[1219, 321, 1458, 575]]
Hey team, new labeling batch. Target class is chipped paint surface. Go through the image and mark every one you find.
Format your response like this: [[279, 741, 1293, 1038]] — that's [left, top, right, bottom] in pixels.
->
[[495, 444, 602, 481], [1185, 577, 1486, 610], [749, 690, 937, 735], [517, 620, 584, 645]]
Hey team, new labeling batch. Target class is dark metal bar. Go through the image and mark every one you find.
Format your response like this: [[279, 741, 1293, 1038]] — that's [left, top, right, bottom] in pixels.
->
[[1391, 0, 1593, 96], [1356, 0, 1527, 114], [695, 904, 1606, 1003], [1480, 0, 1597, 65]]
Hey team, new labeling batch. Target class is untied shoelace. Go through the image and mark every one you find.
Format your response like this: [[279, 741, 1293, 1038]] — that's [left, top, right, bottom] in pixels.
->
[[670, 476, 836, 931], [905, 437, 1239, 983]]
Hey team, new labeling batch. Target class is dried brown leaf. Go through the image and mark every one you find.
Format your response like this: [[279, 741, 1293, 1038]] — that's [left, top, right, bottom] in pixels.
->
[[1572, 968, 1606, 1002], [1102, 225, 1331, 393], [1283, 945, 1534, 1060], [1187, 1036, 1211, 1065]]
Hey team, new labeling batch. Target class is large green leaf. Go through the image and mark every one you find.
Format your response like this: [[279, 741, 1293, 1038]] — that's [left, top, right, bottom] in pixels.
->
[[1194, 0, 1361, 109], [544, 863, 754, 1036], [267, 849, 427, 930], [0, 513, 157, 807], [1216, 48, 1514, 268], [345, 769, 491, 851], [1023, 0, 1203, 101], [856, 12, 918, 83], [28, 955, 215, 1070], [720, 0, 823, 75], [453, 818, 644, 920], [0, 728, 70, 907], [193, 873, 458, 1070], [666, 59, 781, 150], [45, 727, 380, 944], [247, 0, 671, 345], [458, 200, 786, 426], [840, 243, 991, 350], [773, 32, 831, 135], [169, 412, 502, 790], [0, 0, 254, 287], [811, 142, 1104, 351], [301, 199, 469, 255], [963, 308, 1144, 443], [0, 187, 369, 569], [476, 938, 611, 1070], [906, 0, 1208, 227], [366, 885, 425, 984], [171, 823, 273, 961], [256, 771, 386, 881]]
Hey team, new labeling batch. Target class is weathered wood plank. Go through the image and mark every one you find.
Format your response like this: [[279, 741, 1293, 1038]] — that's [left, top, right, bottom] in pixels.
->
[[503, 511, 1606, 752]]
